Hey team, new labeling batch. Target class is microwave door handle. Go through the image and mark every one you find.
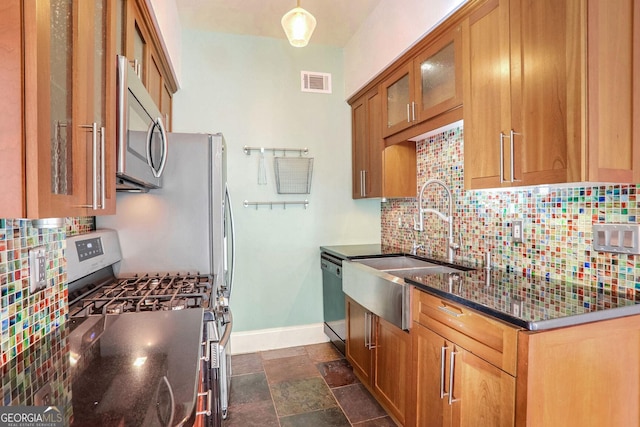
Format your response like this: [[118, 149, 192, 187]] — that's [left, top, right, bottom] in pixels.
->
[[146, 117, 168, 178], [156, 117, 168, 177]]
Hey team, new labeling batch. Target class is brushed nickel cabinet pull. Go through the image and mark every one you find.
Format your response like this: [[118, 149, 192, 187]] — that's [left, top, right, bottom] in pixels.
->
[[448, 350, 459, 405], [437, 304, 464, 318], [440, 345, 449, 399]]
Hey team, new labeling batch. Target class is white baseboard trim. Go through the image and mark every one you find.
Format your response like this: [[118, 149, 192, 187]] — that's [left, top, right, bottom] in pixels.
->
[[230, 323, 329, 355]]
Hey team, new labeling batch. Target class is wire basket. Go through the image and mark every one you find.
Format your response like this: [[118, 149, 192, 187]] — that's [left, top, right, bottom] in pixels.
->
[[274, 157, 314, 194]]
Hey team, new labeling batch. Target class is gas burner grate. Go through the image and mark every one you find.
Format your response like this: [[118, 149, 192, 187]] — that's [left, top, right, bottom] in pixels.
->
[[69, 273, 214, 318]]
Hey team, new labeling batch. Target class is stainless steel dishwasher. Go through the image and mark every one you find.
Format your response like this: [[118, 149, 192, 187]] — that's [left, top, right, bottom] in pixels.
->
[[320, 252, 345, 354]]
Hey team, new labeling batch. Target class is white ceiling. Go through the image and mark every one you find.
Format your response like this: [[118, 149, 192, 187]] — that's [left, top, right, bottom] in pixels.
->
[[174, 0, 382, 47]]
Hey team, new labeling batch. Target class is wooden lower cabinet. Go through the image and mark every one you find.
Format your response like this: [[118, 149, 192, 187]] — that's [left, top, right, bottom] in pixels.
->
[[516, 314, 640, 427], [346, 296, 410, 425], [346, 296, 373, 385], [373, 316, 411, 425], [411, 322, 515, 427], [411, 287, 640, 427]]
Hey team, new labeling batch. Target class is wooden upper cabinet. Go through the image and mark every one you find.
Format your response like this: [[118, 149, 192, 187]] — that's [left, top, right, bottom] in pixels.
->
[[463, 0, 510, 189], [585, 0, 639, 183], [381, 24, 464, 140], [124, 0, 149, 81], [0, 0, 116, 219], [381, 63, 414, 138], [124, 0, 176, 128], [464, 0, 639, 190], [351, 88, 416, 199], [412, 25, 463, 126], [352, 90, 383, 198]]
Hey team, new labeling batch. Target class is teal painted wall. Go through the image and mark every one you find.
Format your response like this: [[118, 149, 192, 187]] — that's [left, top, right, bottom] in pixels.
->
[[173, 31, 381, 332]]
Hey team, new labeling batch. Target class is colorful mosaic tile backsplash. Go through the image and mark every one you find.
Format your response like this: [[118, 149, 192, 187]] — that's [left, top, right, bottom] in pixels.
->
[[0, 217, 93, 367], [381, 125, 640, 297]]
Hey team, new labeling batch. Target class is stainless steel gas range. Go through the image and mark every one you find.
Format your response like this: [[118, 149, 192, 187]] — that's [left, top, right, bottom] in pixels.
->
[[67, 229, 231, 426]]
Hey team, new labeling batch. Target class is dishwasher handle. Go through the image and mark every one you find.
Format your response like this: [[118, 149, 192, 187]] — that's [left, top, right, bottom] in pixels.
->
[[321, 253, 343, 278]]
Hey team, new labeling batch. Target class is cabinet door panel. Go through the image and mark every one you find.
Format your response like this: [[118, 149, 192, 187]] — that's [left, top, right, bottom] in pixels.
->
[[453, 348, 515, 427], [0, 0, 24, 217], [381, 64, 414, 138], [413, 323, 447, 427], [365, 92, 383, 197], [509, 0, 582, 186], [414, 24, 463, 122], [586, 0, 639, 182], [374, 317, 410, 425], [463, 0, 509, 189], [351, 96, 367, 198], [518, 316, 640, 427], [23, 0, 90, 217], [346, 297, 372, 385]]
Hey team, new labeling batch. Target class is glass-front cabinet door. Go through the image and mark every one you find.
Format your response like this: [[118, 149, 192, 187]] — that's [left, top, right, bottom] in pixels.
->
[[413, 24, 463, 124], [380, 24, 462, 139], [18, 0, 114, 218], [381, 63, 414, 138]]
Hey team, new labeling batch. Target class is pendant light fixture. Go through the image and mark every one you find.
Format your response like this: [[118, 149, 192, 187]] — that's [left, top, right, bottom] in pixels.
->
[[281, 0, 316, 47]]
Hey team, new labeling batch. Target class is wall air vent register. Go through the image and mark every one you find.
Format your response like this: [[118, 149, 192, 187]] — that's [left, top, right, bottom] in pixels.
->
[[301, 71, 332, 93]]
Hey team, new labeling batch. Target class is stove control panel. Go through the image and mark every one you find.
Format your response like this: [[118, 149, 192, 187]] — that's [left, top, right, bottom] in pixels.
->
[[67, 229, 123, 283], [75, 237, 104, 261]]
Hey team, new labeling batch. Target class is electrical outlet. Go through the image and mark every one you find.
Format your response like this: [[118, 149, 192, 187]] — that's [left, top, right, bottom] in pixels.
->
[[512, 220, 523, 243], [34, 382, 52, 406], [29, 246, 47, 293]]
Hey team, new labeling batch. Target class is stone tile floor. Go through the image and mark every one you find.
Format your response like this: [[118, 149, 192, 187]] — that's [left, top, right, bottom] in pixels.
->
[[223, 343, 398, 427]]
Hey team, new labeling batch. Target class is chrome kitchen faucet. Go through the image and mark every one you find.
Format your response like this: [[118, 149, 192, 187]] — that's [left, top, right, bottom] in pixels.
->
[[415, 178, 459, 263]]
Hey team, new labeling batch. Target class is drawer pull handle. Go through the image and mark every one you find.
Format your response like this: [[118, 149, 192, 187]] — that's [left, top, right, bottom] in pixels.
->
[[437, 304, 464, 318]]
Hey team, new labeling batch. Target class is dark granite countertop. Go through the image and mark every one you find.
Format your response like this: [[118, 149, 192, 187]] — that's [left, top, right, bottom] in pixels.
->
[[406, 268, 640, 330], [321, 244, 640, 331], [69, 309, 204, 425]]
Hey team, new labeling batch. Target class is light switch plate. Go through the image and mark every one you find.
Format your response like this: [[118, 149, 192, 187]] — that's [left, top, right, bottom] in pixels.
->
[[29, 246, 47, 293], [592, 223, 640, 254], [512, 220, 523, 243]]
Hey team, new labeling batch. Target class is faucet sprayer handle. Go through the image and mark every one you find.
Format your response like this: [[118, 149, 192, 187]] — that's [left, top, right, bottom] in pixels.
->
[[449, 232, 462, 251], [413, 215, 423, 232]]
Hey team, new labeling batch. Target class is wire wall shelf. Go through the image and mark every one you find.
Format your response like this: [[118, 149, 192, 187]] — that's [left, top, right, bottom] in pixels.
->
[[274, 157, 313, 194]]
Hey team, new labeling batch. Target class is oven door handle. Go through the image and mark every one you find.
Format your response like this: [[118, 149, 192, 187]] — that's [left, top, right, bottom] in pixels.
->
[[156, 376, 175, 427], [220, 311, 233, 346]]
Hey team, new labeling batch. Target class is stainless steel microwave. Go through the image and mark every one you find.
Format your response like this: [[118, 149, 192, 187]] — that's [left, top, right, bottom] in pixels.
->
[[115, 55, 167, 192]]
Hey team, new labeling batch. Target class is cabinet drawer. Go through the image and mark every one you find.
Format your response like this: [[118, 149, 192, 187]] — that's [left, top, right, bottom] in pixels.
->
[[413, 288, 520, 375]]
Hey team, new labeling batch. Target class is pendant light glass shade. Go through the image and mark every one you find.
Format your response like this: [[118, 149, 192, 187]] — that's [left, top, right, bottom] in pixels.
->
[[281, 1, 316, 47]]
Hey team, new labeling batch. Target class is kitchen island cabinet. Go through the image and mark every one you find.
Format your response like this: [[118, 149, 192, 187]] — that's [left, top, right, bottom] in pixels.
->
[[346, 296, 411, 425], [1, 0, 117, 219], [464, 0, 639, 189]]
